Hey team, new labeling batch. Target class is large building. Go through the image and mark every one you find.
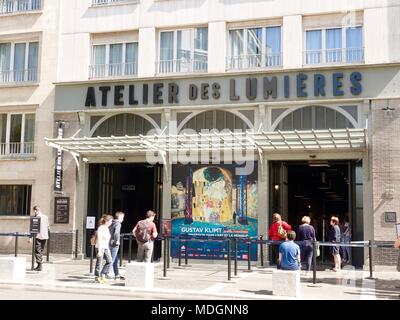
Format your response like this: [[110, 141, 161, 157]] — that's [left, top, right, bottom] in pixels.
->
[[1, 0, 400, 268]]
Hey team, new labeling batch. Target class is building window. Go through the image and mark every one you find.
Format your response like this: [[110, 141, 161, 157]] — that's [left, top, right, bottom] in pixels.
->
[[227, 26, 281, 70], [92, 114, 154, 137], [91, 0, 139, 6], [89, 42, 138, 78], [0, 0, 41, 14], [0, 185, 31, 216], [157, 27, 208, 74], [0, 113, 35, 156], [0, 41, 38, 84], [305, 27, 363, 65]]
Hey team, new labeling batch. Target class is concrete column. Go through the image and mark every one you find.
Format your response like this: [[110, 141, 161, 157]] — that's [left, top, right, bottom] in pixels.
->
[[282, 15, 302, 69], [257, 156, 269, 264], [208, 21, 226, 74], [138, 27, 156, 78], [74, 161, 89, 258], [162, 163, 172, 221]]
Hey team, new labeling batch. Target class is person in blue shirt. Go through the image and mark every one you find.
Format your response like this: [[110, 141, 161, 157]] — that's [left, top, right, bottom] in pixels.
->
[[278, 230, 301, 271]]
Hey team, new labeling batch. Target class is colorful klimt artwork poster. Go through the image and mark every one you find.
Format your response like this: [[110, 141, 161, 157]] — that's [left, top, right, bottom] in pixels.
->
[[171, 163, 258, 260]]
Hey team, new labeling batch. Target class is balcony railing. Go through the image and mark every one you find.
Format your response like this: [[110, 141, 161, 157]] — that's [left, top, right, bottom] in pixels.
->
[[226, 53, 282, 70], [0, 142, 34, 157], [0, 68, 38, 84], [0, 0, 41, 14], [304, 47, 364, 65], [89, 62, 138, 79], [156, 58, 208, 74], [92, 0, 139, 6]]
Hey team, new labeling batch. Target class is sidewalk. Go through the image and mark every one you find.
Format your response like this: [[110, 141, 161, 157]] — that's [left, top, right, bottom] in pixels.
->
[[1, 255, 399, 300]]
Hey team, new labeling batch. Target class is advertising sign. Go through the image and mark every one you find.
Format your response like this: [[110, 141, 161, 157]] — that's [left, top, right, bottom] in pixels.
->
[[30, 217, 41, 234], [54, 123, 64, 192], [171, 163, 258, 260], [54, 197, 69, 224]]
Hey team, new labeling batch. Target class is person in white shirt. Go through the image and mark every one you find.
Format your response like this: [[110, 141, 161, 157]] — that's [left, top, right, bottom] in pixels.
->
[[94, 214, 113, 283], [30, 205, 49, 271]]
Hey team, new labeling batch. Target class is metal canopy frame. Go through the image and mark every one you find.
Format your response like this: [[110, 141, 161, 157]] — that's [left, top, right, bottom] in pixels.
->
[[45, 128, 366, 155]]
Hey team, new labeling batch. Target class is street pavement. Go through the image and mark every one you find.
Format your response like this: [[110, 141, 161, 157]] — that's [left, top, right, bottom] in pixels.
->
[[0, 254, 399, 300]]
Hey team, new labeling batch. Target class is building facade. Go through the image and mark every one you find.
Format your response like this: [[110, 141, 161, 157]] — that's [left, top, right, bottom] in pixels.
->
[[2, 0, 400, 268]]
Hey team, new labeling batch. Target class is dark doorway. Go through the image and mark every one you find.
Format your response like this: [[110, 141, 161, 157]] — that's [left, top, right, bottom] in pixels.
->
[[86, 163, 162, 259], [269, 160, 363, 268]]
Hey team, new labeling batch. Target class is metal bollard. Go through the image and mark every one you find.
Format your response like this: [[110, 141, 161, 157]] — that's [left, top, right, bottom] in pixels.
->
[[46, 232, 50, 262], [74, 229, 79, 259], [166, 237, 170, 269], [90, 244, 94, 274], [119, 235, 124, 267], [259, 236, 264, 267], [163, 237, 167, 278], [227, 239, 231, 281], [312, 240, 317, 284], [31, 234, 36, 271], [178, 239, 182, 267], [14, 232, 19, 257], [128, 234, 132, 263], [184, 240, 189, 265], [247, 240, 251, 271], [234, 238, 238, 276], [368, 240, 374, 279]]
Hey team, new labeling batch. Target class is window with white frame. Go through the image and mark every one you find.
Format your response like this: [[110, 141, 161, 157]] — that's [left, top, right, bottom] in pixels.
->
[[0, 41, 38, 83], [305, 26, 363, 64], [0, 113, 35, 155], [158, 27, 208, 73], [227, 26, 281, 70], [90, 42, 138, 78], [0, 0, 41, 14]]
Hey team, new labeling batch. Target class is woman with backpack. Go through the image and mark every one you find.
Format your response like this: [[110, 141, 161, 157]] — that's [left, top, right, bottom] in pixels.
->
[[132, 210, 158, 262], [269, 213, 292, 267], [94, 214, 113, 283]]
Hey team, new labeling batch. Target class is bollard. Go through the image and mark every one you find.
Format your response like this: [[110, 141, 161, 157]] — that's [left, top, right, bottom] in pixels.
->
[[14, 232, 19, 257], [90, 244, 94, 274], [75, 229, 79, 259], [259, 235, 264, 267], [368, 240, 374, 279], [312, 240, 317, 284], [178, 239, 182, 267], [247, 240, 251, 271], [227, 239, 231, 281], [31, 234, 36, 271], [163, 237, 167, 277], [46, 232, 50, 262], [128, 234, 132, 263], [119, 234, 124, 267], [234, 238, 238, 276], [184, 240, 188, 265]]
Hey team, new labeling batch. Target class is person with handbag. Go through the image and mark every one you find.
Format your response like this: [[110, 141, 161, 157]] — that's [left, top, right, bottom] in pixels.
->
[[297, 216, 316, 272], [268, 213, 291, 267]]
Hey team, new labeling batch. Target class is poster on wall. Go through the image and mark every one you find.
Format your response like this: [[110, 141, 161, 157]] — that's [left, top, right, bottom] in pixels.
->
[[171, 163, 258, 260]]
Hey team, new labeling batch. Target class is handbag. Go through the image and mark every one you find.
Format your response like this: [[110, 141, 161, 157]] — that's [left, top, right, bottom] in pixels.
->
[[277, 222, 287, 239]]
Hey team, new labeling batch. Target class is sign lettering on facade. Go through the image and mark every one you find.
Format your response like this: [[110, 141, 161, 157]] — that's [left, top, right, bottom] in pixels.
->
[[84, 72, 362, 108], [54, 197, 70, 224], [54, 123, 64, 192]]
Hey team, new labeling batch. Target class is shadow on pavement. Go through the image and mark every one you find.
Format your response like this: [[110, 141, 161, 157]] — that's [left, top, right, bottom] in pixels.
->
[[240, 289, 272, 295]]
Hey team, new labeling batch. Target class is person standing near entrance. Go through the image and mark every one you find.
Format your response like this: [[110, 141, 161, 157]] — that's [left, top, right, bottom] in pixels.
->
[[133, 210, 158, 262], [108, 211, 125, 280], [94, 215, 113, 283], [297, 216, 316, 272], [341, 215, 351, 263], [269, 213, 292, 267], [30, 205, 49, 272], [329, 216, 341, 272], [278, 231, 301, 271]]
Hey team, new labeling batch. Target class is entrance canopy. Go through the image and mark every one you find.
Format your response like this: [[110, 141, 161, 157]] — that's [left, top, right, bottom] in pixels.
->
[[45, 128, 367, 157]]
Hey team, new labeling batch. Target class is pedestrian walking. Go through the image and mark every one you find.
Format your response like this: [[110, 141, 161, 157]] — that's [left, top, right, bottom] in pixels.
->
[[329, 216, 341, 272], [108, 211, 125, 280], [30, 205, 49, 272], [94, 214, 113, 283], [132, 210, 158, 262]]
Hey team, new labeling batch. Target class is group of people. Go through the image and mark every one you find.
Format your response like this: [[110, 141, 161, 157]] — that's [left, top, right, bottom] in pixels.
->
[[93, 210, 158, 284], [269, 213, 346, 272]]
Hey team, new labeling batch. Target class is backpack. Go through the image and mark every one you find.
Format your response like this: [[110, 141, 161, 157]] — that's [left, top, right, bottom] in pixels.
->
[[135, 220, 151, 243], [277, 222, 287, 239]]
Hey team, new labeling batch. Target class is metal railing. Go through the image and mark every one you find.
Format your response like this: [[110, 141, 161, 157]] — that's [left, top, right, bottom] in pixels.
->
[[156, 58, 208, 74], [0, 68, 38, 84], [92, 0, 139, 6], [0, 0, 41, 14], [89, 62, 137, 79], [0, 142, 35, 156], [226, 53, 282, 70], [304, 47, 364, 65]]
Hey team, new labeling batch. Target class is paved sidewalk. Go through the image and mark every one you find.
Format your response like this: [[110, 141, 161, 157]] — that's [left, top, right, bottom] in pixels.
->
[[1, 254, 399, 300]]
